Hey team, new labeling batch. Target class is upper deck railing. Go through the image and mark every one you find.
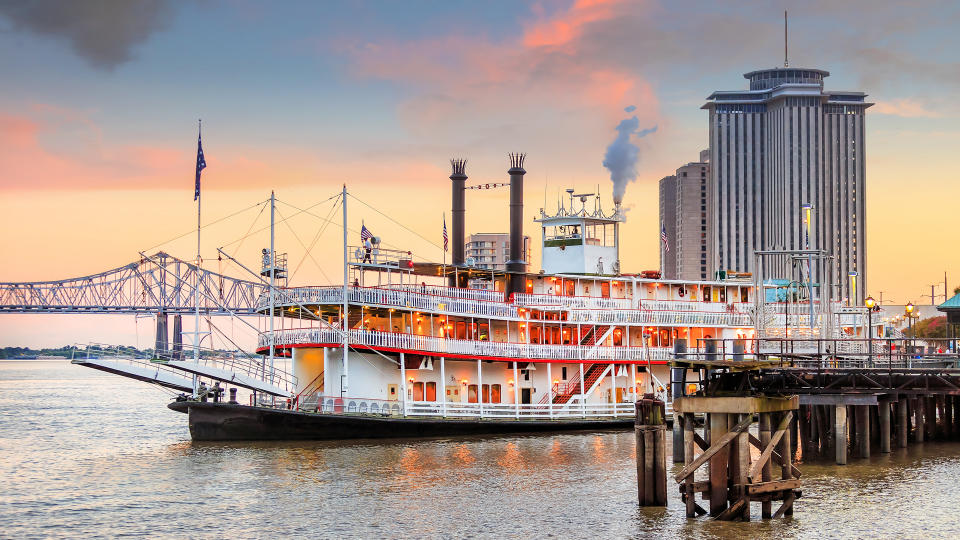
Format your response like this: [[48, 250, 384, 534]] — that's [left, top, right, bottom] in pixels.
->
[[260, 327, 688, 362], [513, 292, 632, 310], [259, 286, 805, 329]]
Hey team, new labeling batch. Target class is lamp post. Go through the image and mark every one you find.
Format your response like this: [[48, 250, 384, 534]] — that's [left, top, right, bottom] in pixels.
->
[[906, 302, 915, 366], [865, 296, 875, 366]]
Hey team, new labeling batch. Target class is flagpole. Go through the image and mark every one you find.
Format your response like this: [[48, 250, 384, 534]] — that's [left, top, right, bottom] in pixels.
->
[[192, 119, 201, 396], [442, 212, 447, 281]]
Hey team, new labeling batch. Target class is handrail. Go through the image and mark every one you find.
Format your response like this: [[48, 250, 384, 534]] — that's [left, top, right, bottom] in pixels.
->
[[262, 327, 689, 362]]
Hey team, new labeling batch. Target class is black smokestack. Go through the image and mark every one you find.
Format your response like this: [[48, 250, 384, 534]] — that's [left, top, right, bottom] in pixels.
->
[[450, 158, 467, 287], [507, 153, 526, 295]]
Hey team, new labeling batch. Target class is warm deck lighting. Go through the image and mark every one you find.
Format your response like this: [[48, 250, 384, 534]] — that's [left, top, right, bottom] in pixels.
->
[[461, 379, 468, 386]]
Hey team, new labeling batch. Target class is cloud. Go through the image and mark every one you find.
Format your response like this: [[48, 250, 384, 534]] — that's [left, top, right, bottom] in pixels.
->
[[0, 0, 174, 70], [871, 98, 941, 118]]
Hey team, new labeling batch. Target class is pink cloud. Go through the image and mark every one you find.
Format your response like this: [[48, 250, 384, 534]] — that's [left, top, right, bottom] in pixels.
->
[[344, 0, 659, 136], [871, 98, 940, 118]]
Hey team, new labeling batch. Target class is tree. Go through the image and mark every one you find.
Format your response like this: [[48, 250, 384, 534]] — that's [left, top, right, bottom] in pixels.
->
[[905, 316, 948, 339], [954, 285, 960, 296]]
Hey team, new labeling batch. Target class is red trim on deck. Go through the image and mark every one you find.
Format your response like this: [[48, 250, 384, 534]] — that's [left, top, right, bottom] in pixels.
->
[[257, 342, 669, 365]]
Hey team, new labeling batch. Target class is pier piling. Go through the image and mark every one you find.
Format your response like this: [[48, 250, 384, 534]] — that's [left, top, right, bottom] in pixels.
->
[[635, 395, 667, 507]]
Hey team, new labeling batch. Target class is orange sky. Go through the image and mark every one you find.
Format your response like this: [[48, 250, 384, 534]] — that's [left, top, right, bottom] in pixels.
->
[[1, 0, 957, 347]]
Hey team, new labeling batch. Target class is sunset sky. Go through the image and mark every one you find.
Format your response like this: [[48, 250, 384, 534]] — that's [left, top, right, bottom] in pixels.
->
[[1, 0, 958, 348]]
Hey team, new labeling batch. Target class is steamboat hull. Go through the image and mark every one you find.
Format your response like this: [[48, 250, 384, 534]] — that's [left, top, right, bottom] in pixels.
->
[[168, 401, 633, 441]]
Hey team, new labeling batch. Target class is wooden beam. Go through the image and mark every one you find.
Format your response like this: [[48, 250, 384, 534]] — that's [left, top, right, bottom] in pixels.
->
[[748, 434, 802, 478], [772, 491, 796, 518], [674, 415, 753, 483], [713, 497, 747, 521], [798, 394, 878, 406], [673, 396, 798, 414], [748, 411, 793, 482], [677, 480, 710, 494], [746, 479, 801, 495]]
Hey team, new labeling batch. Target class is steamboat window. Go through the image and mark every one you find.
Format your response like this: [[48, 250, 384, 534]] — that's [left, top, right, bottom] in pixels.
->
[[467, 384, 478, 403], [456, 321, 467, 340], [601, 281, 610, 298], [702, 286, 712, 302], [490, 384, 501, 403], [478, 323, 489, 341], [526, 279, 534, 294], [565, 280, 575, 296], [481, 384, 490, 403], [562, 367, 568, 380]]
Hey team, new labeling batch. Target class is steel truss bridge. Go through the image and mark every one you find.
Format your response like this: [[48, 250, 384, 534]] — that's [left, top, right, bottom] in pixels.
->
[[0, 252, 265, 315]]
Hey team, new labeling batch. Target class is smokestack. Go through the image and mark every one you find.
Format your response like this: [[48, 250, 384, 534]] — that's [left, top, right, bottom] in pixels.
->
[[507, 153, 526, 295], [450, 159, 467, 287]]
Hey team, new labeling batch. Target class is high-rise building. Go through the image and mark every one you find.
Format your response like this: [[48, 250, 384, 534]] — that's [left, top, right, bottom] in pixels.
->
[[703, 67, 871, 303], [659, 156, 713, 281], [465, 233, 530, 271]]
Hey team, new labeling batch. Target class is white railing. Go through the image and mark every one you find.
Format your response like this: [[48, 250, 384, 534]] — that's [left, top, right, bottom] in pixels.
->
[[513, 293, 631, 310], [382, 283, 505, 303], [259, 286, 520, 319], [263, 327, 683, 362], [640, 300, 753, 314], [566, 308, 751, 327], [303, 395, 636, 418]]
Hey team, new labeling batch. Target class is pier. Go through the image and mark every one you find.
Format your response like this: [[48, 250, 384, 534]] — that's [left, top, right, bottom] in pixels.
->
[[639, 338, 960, 518]]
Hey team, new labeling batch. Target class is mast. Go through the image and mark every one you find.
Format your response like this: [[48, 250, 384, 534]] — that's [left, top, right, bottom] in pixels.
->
[[269, 191, 276, 387], [341, 184, 349, 397], [192, 120, 201, 395]]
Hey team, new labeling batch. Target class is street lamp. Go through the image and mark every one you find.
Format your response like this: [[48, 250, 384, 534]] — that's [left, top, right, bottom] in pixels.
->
[[905, 302, 916, 363], [865, 296, 876, 366]]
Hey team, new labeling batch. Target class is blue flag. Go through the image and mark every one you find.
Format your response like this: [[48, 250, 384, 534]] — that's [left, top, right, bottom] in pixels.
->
[[194, 126, 206, 201]]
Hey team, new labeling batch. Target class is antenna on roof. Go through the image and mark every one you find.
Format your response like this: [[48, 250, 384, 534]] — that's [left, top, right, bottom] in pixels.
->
[[784, 10, 789, 68]]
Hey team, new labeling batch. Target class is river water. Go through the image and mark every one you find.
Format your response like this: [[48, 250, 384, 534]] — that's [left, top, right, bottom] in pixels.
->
[[2, 360, 959, 539]]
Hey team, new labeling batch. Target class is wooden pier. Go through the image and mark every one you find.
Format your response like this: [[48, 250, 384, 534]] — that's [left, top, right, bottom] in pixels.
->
[[672, 395, 801, 520], [645, 349, 960, 519]]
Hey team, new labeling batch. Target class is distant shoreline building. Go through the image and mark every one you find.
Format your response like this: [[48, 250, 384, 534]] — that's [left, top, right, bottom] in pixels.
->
[[659, 151, 714, 281], [465, 232, 530, 290], [701, 67, 872, 303]]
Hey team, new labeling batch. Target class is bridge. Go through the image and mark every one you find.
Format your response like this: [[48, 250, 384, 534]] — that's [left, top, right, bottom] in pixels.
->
[[0, 252, 265, 315]]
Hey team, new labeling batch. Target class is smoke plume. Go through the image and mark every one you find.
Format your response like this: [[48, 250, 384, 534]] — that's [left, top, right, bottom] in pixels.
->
[[602, 106, 656, 204]]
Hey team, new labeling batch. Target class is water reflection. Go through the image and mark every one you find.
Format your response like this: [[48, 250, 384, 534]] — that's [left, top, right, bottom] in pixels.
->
[[4, 361, 960, 538]]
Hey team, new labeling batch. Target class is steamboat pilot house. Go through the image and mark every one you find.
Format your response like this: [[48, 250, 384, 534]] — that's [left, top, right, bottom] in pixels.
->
[[259, 191, 757, 420]]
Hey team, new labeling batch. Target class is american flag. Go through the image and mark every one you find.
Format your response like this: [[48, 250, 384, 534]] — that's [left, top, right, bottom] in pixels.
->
[[442, 215, 448, 252], [194, 125, 206, 201], [360, 223, 373, 242], [661, 223, 670, 252]]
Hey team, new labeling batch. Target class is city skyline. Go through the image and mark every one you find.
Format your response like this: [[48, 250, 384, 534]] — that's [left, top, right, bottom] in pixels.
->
[[1, 0, 958, 347]]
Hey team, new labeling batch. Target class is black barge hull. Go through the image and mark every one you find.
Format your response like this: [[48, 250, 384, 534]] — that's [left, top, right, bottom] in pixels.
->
[[168, 401, 634, 441]]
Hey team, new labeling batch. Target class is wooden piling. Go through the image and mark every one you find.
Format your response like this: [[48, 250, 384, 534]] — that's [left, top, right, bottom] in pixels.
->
[[709, 413, 729, 516], [914, 398, 924, 443], [835, 404, 848, 465], [759, 412, 773, 518], [682, 413, 698, 517], [897, 398, 909, 448], [856, 406, 870, 459], [635, 396, 667, 507], [879, 401, 891, 454]]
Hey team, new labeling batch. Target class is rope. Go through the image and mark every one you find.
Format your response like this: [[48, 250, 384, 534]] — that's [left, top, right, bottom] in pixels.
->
[[142, 199, 268, 253], [275, 205, 334, 285], [348, 193, 443, 251], [219, 192, 341, 250], [288, 194, 341, 281]]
